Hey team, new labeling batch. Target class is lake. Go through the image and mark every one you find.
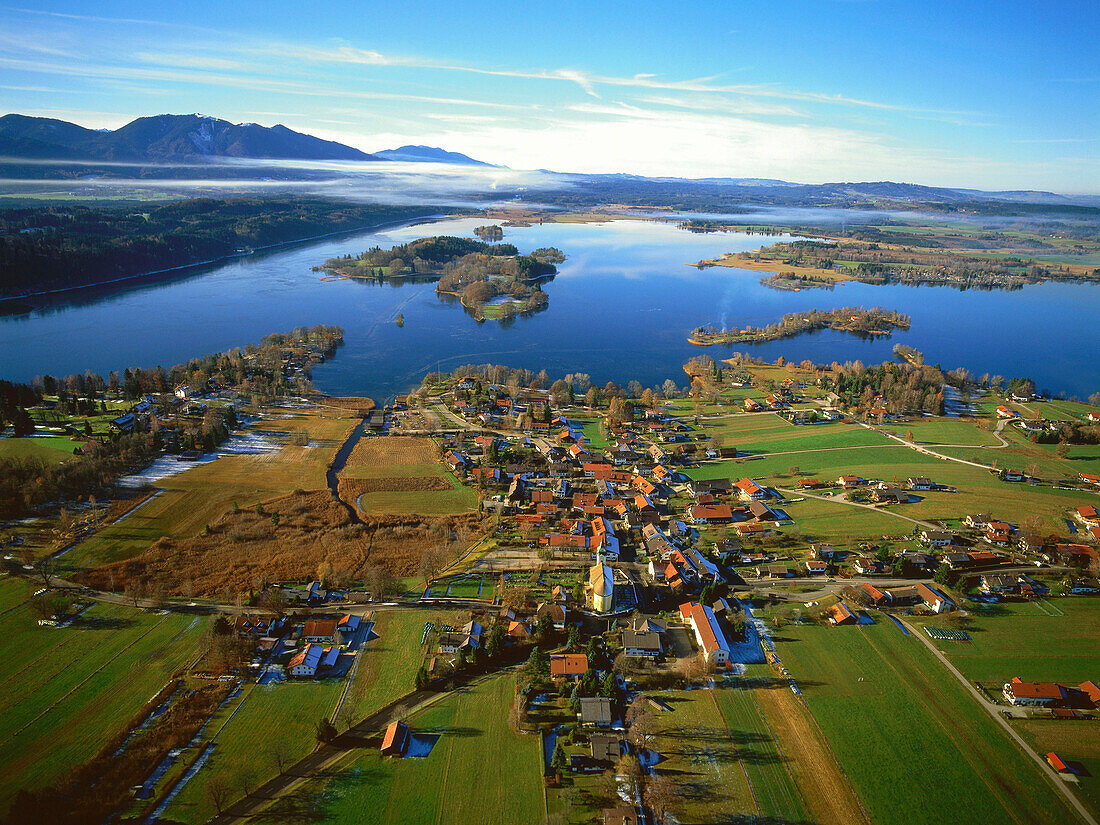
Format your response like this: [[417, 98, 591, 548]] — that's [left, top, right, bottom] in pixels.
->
[[1, 216, 1098, 401]]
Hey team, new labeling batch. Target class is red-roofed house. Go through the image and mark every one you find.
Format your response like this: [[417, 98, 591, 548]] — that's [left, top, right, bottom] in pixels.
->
[[679, 601, 730, 666], [303, 619, 338, 644], [550, 653, 589, 680], [1003, 677, 1091, 708], [381, 721, 409, 756], [735, 478, 766, 500], [829, 603, 856, 625], [688, 504, 733, 524]]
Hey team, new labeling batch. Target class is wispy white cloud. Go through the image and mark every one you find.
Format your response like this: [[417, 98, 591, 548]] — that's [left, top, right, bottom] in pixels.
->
[[3, 6, 219, 32], [131, 51, 246, 71]]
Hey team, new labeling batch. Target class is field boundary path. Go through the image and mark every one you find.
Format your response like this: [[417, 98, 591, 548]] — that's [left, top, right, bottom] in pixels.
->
[[858, 421, 1008, 468], [901, 618, 1097, 825], [776, 486, 937, 530]]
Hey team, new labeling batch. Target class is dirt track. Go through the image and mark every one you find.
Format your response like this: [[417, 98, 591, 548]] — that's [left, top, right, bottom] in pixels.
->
[[752, 679, 872, 825]]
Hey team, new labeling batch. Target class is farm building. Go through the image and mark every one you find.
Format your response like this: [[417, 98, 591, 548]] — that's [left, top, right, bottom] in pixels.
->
[[381, 721, 410, 756]]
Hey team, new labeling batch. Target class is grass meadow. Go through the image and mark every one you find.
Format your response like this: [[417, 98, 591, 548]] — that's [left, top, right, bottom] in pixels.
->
[[255, 674, 544, 825], [0, 583, 209, 811], [776, 619, 1081, 825]]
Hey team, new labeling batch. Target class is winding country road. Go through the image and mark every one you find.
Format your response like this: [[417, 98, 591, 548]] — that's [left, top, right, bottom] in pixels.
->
[[901, 617, 1098, 825]]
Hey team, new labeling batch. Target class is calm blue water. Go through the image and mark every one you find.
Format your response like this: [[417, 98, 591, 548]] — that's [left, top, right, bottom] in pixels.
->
[[1, 217, 1098, 401]]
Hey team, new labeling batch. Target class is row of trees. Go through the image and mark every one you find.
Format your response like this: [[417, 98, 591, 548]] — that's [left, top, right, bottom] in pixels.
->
[[692, 306, 911, 343]]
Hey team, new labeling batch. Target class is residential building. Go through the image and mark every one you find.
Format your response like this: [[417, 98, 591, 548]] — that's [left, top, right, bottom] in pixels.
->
[[550, 653, 589, 680], [579, 697, 613, 727], [679, 601, 731, 666]]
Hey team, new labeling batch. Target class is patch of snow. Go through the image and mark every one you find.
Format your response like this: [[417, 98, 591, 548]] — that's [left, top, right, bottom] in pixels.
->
[[117, 429, 277, 488]]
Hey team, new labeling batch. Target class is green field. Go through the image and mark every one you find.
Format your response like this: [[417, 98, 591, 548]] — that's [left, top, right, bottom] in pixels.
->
[[704, 416, 888, 453], [256, 674, 544, 825], [165, 607, 462, 823], [1017, 721, 1100, 819], [0, 582, 209, 810], [711, 676, 811, 821], [163, 680, 345, 824], [344, 609, 464, 716], [914, 599, 1100, 688], [777, 619, 1082, 825], [881, 418, 1002, 446], [339, 436, 478, 516], [631, 683, 808, 823], [0, 433, 80, 462], [353, 476, 478, 517]]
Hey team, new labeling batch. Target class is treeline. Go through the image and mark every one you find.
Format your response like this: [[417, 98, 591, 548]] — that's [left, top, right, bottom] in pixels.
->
[[29, 324, 342, 404], [0, 198, 433, 297], [0, 326, 340, 518], [820, 359, 945, 415], [746, 239, 1090, 288], [322, 236, 518, 280], [0, 406, 237, 518], [692, 306, 910, 344]]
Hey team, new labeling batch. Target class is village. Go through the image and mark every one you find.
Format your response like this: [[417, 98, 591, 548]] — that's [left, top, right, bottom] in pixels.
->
[[3, 346, 1100, 825]]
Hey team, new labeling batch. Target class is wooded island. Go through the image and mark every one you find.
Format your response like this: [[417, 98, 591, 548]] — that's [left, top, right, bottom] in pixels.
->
[[689, 306, 911, 346]]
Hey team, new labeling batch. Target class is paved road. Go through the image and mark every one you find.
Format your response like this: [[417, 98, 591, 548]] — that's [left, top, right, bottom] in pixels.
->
[[902, 617, 1098, 825]]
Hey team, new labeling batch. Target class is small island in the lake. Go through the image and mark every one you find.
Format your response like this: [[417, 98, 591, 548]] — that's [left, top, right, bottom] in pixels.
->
[[316, 236, 564, 323], [689, 306, 911, 346], [473, 224, 504, 241]]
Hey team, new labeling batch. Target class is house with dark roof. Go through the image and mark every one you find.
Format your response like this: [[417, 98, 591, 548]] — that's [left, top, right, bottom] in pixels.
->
[[579, 697, 613, 727], [623, 630, 663, 658], [590, 734, 622, 766]]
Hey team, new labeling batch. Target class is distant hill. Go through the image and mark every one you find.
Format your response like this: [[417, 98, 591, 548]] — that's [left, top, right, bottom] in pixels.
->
[[372, 145, 493, 166], [0, 113, 377, 162]]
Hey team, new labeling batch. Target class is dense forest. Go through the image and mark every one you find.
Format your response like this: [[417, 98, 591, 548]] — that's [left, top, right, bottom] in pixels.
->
[[0, 198, 435, 298]]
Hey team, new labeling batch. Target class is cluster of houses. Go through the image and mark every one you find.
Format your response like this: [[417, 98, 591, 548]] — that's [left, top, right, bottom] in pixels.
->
[[109, 387, 212, 436], [1002, 677, 1100, 710], [286, 614, 363, 678], [854, 582, 955, 614]]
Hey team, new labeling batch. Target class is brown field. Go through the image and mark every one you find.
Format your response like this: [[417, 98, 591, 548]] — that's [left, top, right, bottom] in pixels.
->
[[80, 489, 485, 594], [343, 436, 438, 474], [696, 253, 853, 282], [338, 476, 451, 498], [316, 395, 376, 412], [752, 674, 871, 825]]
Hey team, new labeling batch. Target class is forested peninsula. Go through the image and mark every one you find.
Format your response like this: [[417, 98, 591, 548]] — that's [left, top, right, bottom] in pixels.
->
[[0, 197, 435, 299], [689, 307, 911, 346]]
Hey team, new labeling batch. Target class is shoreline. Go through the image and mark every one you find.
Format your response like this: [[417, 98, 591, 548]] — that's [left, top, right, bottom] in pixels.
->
[[0, 214, 449, 306]]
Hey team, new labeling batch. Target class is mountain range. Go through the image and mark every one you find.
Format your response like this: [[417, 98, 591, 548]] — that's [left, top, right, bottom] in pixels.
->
[[371, 145, 491, 165], [0, 113, 379, 162], [1, 113, 1095, 208]]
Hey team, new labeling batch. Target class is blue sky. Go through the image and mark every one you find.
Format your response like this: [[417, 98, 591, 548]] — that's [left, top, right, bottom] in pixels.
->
[[1, 1, 1097, 192]]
